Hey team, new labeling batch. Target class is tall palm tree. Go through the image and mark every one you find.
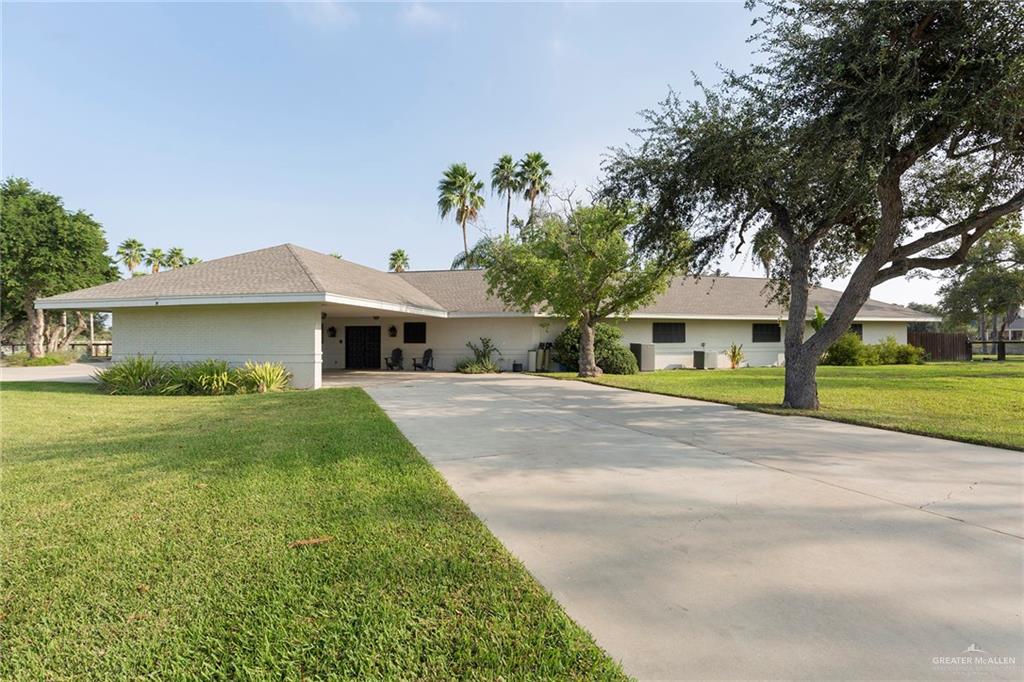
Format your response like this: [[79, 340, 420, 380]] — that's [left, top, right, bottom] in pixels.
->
[[144, 248, 167, 273], [166, 247, 187, 269], [450, 236, 497, 270], [185, 256, 202, 266], [437, 163, 486, 267], [491, 154, 522, 237], [388, 249, 410, 272], [115, 238, 145, 277], [517, 152, 552, 224]]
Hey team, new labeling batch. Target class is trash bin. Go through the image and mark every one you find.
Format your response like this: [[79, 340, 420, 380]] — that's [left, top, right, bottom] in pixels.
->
[[527, 349, 538, 372], [512, 361, 523, 372], [630, 343, 656, 371]]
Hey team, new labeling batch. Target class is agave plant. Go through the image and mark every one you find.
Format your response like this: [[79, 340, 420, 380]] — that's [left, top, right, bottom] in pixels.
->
[[236, 361, 291, 393]]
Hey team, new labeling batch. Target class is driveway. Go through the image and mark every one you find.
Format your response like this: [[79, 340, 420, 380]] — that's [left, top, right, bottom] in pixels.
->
[[0, 361, 106, 383], [363, 373, 1023, 680]]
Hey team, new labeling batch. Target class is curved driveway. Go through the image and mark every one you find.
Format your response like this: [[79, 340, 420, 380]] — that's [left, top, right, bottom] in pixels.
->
[[363, 373, 1022, 680]]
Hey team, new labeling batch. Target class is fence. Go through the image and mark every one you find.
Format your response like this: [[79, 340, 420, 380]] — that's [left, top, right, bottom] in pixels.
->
[[1, 342, 111, 358], [907, 332, 971, 361]]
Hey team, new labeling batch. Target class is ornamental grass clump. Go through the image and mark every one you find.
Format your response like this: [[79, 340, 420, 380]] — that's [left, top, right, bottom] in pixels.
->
[[96, 357, 291, 395]]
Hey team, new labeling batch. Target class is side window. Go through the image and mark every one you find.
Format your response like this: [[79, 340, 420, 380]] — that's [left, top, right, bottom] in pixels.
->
[[653, 322, 685, 343], [752, 323, 781, 343], [404, 322, 426, 344], [850, 323, 863, 340]]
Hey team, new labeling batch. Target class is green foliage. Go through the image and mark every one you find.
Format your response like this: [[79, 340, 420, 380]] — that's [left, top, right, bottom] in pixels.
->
[[822, 334, 925, 367], [516, 152, 552, 220], [388, 248, 410, 272], [236, 361, 292, 393], [3, 350, 81, 367], [450, 236, 497, 270], [438, 163, 486, 264], [725, 343, 744, 369], [96, 357, 291, 395], [810, 306, 827, 332], [457, 338, 502, 374], [115, 238, 146, 275], [553, 323, 637, 374], [486, 203, 688, 326], [491, 154, 524, 235], [0, 178, 117, 329], [939, 219, 1024, 331]]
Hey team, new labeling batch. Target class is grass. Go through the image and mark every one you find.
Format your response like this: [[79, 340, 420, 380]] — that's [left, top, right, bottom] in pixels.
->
[[2, 349, 81, 367], [547, 358, 1024, 451], [0, 383, 625, 680]]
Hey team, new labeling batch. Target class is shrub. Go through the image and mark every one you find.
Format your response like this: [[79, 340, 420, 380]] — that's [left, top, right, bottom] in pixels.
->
[[821, 333, 926, 366], [235, 361, 291, 393], [96, 357, 292, 395], [95, 356, 177, 394], [725, 343, 745, 369], [598, 344, 638, 375], [552, 323, 636, 373], [4, 350, 81, 367], [457, 338, 502, 374]]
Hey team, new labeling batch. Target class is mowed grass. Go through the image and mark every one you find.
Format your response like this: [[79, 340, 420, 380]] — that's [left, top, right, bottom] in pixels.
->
[[552, 359, 1024, 451], [0, 383, 625, 680]]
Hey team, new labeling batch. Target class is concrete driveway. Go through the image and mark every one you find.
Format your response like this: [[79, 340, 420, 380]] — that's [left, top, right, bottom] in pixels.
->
[[0, 361, 106, 383], [363, 373, 1023, 680]]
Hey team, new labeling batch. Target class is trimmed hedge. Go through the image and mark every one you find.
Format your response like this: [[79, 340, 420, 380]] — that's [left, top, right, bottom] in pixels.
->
[[822, 333, 926, 366], [553, 323, 638, 374]]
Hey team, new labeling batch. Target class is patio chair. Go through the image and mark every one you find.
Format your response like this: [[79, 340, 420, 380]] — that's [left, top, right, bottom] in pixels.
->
[[385, 348, 404, 370], [413, 348, 434, 371]]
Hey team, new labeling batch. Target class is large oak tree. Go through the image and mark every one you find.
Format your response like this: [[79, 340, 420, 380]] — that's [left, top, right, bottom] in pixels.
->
[[1, 178, 117, 357], [602, 1, 1024, 408]]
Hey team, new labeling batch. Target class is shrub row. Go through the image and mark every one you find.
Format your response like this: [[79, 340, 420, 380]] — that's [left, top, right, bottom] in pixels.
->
[[552, 323, 639, 375], [821, 333, 926, 366], [95, 356, 292, 395], [3, 350, 81, 367]]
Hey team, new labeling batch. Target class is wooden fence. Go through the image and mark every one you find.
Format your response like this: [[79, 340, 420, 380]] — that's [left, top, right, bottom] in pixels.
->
[[907, 332, 972, 361]]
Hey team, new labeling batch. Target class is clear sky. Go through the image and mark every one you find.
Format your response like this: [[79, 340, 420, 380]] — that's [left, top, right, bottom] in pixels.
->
[[3, 1, 937, 304]]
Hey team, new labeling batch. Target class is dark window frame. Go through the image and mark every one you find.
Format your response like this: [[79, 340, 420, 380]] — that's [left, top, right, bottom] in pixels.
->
[[752, 323, 782, 343], [403, 321, 427, 344], [652, 322, 686, 343]]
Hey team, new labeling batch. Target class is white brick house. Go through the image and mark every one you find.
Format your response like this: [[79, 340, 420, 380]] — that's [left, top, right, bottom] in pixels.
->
[[37, 244, 936, 388]]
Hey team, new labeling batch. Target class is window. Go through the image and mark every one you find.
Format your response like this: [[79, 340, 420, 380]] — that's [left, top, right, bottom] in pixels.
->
[[850, 323, 863, 340], [653, 322, 686, 343], [403, 322, 426, 344], [752, 323, 781, 343]]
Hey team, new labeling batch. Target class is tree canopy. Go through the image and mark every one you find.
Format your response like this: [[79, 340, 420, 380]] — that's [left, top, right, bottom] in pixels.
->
[[485, 202, 688, 375], [1, 177, 117, 355], [602, 0, 1024, 407]]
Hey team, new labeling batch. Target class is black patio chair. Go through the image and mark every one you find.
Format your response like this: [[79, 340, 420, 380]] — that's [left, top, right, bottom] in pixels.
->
[[413, 348, 434, 371], [385, 348, 404, 370]]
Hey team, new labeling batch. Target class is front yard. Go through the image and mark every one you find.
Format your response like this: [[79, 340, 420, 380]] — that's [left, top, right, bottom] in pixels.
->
[[554, 359, 1024, 451], [0, 383, 624, 679]]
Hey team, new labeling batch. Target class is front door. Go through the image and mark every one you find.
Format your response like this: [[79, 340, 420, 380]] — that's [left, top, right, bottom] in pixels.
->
[[345, 326, 381, 369]]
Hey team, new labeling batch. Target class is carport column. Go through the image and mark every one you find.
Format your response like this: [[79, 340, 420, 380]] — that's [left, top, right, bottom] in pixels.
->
[[289, 304, 322, 390]]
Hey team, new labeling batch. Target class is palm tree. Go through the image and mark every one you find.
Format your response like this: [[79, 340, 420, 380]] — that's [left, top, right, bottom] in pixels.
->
[[144, 248, 167, 273], [115, 238, 145, 277], [166, 247, 187, 269], [491, 154, 522, 237], [388, 249, 410, 272], [517, 152, 552, 224], [185, 256, 202, 266], [437, 163, 486, 267], [450, 236, 497, 270]]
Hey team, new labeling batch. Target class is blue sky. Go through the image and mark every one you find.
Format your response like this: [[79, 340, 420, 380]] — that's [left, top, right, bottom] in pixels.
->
[[3, 1, 935, 303]]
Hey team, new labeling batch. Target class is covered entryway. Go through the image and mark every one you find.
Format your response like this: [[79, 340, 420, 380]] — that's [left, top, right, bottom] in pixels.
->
[[344, 325, 381, 369]]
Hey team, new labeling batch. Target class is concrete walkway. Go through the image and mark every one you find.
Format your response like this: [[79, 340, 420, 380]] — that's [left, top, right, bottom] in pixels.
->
[[363, 374, 1023, 680], [0, 361, 106, 383]]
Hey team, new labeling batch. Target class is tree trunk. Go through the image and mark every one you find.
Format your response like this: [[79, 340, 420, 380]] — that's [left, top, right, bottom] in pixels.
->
[[784, 348, 820, 410], [781, 244, 822, 409], [25, 297, 44, 358], [461, 215, 469, 269], [506, 193, 511, 237], [577, 316, 602, 377]]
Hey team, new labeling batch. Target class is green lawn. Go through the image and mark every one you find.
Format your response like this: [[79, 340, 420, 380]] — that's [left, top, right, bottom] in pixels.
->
[[551, 359, 1024, 451], [1, 383, 625, 680]]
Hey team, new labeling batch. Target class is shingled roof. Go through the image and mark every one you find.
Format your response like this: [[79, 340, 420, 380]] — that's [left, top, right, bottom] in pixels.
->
[[38, 244, 932, 321]]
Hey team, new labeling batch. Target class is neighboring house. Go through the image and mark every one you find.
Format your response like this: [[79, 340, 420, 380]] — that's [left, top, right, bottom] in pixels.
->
[[36, 244, 936, 388]]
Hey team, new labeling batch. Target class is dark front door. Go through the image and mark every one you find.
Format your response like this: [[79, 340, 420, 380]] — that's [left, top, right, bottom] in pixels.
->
[[345, 326, 381, 369]]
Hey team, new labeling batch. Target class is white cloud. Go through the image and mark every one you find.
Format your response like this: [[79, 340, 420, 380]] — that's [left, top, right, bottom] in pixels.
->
[[285, 2, 357, 30], [399, 2, 452, 30]]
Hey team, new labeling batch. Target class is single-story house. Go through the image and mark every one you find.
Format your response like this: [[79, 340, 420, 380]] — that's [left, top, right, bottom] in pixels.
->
[[37, 244, 937, 388]]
